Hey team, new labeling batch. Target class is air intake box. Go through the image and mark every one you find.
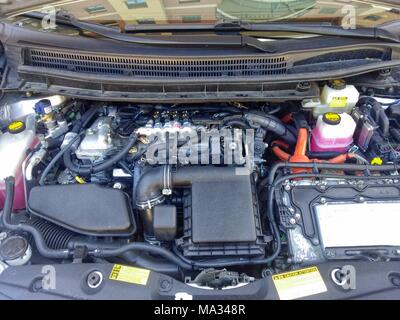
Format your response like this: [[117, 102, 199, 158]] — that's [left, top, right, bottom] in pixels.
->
[[177, 174, 268, 258], [28, 184, 136, 237]]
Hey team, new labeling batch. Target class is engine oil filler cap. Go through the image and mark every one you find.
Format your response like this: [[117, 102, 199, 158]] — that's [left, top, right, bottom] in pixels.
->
[[322, 112, 341, 125], [7, 120, 26, 134]]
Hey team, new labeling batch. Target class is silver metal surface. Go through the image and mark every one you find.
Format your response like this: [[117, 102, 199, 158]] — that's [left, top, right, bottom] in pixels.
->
[[76, 117, 115, 160], [287, 226, 324, 264], [315, 201, 400, 248]]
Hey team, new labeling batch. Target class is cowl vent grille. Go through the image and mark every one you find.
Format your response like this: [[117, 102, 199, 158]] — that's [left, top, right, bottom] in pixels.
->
[[26, 49, 288, 78]]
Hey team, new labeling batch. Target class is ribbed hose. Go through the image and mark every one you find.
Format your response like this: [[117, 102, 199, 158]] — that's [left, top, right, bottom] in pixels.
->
[[28, 218, 75, 250]]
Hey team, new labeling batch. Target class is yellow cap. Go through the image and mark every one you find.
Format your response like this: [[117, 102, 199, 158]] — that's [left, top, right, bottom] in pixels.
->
[[7, 120, 26, 134], [322, 112, 341, 125]]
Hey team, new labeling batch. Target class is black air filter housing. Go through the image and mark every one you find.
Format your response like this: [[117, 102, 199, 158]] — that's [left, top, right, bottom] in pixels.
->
[[28, 184, 135, 237], [177, 174, 268, 258]]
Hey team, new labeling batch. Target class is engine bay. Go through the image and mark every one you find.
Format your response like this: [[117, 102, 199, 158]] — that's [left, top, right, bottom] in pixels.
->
[[1, 79, 400, 289]]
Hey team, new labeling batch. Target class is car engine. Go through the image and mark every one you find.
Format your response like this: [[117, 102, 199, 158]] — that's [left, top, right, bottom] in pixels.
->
[[2, 80, 400, 286]]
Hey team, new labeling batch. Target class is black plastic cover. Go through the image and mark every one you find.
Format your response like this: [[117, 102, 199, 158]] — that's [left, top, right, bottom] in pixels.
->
[[153, 205, 177, 241], [28, 184, 135, 236], [178, 174, 268, 258], [191, 180, 257, 243]]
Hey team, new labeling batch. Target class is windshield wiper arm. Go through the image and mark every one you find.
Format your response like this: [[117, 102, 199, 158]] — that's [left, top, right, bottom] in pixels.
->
[[124, 20, 400, 43], [20, 12, 277, 52]]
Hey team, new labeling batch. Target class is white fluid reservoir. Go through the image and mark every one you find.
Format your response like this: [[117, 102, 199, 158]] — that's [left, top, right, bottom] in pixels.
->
[[302, 79, 359, 117]]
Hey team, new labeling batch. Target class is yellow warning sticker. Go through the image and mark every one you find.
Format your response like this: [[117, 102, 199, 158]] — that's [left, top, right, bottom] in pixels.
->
[[329, 96, 348, 108], [109, 264, 150, 285], [272, 266, 327, 300]]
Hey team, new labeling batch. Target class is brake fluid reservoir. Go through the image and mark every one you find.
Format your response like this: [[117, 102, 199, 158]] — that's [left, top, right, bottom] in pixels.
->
[[0, 116, 37, 210], [302, 80, 359, 118], [311, 112, 356, 153]]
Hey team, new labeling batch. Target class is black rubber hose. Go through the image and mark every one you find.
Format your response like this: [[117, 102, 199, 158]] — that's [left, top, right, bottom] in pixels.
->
[[63, 133, 138, 175], [1, 177, 71, 259], [89, 242, 194, 270], [71, 106, 100, 133], [244, 111, 297, 145], [306, 151, 342, 159], [222, 120, 251, 129], [121, 251, 180, 276]]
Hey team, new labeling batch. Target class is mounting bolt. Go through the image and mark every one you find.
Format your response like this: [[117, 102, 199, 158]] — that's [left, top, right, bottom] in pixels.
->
[[320, 197, 326, 204], [289, 217, 296, 225], [87, 271, 103, 289], [297, 81, 311, 92], [113, 182, 123, 189], [0, 233, 7, 242]]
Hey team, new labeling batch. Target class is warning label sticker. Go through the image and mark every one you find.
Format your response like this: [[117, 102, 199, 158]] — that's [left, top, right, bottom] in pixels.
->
[[329, 96, 348, 108], [272, 266, 327, 300], [109, 264, 150, 286]]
